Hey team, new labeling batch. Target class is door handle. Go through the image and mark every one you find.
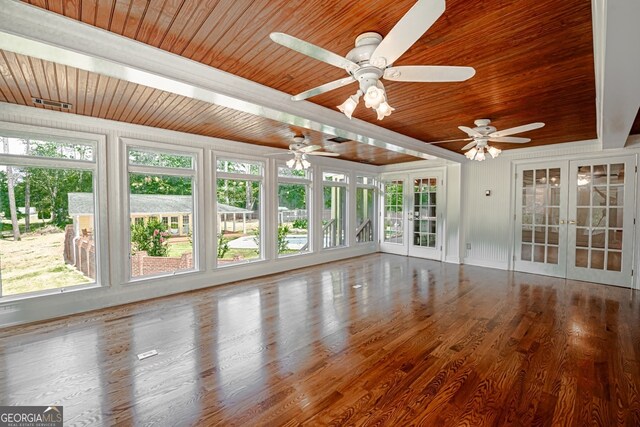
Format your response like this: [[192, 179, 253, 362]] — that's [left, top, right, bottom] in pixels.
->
[[568, 220, 576, 224], [560, 220, 566, 224]]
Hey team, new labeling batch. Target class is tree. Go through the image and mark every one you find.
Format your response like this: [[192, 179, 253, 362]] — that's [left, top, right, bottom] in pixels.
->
[[2, 138, 20, 240]]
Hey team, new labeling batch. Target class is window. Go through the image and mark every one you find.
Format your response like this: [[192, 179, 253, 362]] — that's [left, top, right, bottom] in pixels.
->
[[277, 166, 311, 256], [127, 146, 197, 279], [383, 180, 404, 244], [0, 133, 100, 298], [322, 171, 347, 248], [356, 175, 376, 243], [216, 158, 264, 266]]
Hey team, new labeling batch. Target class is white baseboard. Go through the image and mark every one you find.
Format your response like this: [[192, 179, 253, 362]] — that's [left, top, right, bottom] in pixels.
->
[[462, 257, 509, 270]]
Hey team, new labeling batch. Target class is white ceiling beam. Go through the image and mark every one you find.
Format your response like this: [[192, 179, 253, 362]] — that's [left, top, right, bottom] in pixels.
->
[[0, 0, 464, 163], [593, 0, 640, 149]]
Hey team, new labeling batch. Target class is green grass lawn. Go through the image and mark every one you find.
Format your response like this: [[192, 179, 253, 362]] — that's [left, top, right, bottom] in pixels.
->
[[0, 231, 90, 296]]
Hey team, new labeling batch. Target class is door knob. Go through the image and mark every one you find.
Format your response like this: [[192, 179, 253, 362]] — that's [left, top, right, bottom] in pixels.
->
[[560, 220, 566, 224]]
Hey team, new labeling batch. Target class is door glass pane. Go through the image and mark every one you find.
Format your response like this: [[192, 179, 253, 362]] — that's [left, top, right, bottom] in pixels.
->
[[519, 168, 559, 264], [383, 180, 403, 244], [412, 178, 437, 248], [547, 246, 558, 264], [572, 163, 626, 272]]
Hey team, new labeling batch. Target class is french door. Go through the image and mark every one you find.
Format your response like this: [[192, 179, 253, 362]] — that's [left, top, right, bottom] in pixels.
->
[[380, 172, 443, 260], [514, 156, 636, 287]]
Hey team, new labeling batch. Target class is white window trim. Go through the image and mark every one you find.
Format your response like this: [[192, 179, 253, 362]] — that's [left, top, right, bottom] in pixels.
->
[[121, 137, 203, 283], [320, 168, 350, 249], [0, 121, 108, 301], [276, 165, 313, 258], [213, 152, 268, 268]]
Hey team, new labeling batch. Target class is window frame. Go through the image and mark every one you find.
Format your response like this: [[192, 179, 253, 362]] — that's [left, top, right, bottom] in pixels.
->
[[213, 153, 267, 268], [276, 161, 313, 258], [356, 174, 378, 244], [122, 138, 202, 283], [0, 122, 107, 301], [321, 169, 349, 249]]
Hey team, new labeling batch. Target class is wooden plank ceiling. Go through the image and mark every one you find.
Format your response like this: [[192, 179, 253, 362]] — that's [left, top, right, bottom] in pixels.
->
[[0, 50, 417, 165], [11, 0, 601, 158]]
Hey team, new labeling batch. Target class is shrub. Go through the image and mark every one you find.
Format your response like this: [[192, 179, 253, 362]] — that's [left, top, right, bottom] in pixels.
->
[[292, 218, 308, 229], [131, 218, 170, 257], [217, 233, 230, 258]]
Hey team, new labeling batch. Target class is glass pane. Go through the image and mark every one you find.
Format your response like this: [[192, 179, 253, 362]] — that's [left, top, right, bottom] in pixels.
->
[[577, 186, 590, 206], [548, 227, 559, 245], [549, 168, 561, 186], [383, 181, 403, 244], [0, 135, 94, 161], [523, 170, 534, 188], [609, 186, 624, 206], [576, 208, 590, 227], [356, 188, 374, 243], [534, 227, 546, 244], [278, 183, 309, 255], [591, 208, 607, 228], [323, 172, 347, 183], [129, 148, 193, 169], [0, 166, 95, 296], [522, 226, 532, 243], [130, 174, 195, 277], [217, 159, 262, 175], [607, 251, 622, 271], [534, 245, 545, 263], [608, 229, 623, 250], [428, 234, 436, 247], [576, 228, 589, 247], [356, 176, 375, 185], [522, 207, 532, 224], [278, 167, 309, 179], [547, 246, 558, 264], [609, 164, 624, 184], [592, 187, 607, 207], [591, 250, 605, 269], [593, 165, 607, 185], [535, 169, 547, 185], [591, 229, 606, 248], [323, 185, 346, 248], [609, 208, 622, 228], [575, 249, 588, 268], [547, 207, 560, 225], [549, 187, 561, 206], [521, 244, 532, 261], [216, 179, 261, 266]]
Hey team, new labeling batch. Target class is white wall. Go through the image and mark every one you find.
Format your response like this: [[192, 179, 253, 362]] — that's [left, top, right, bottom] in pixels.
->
[[0, 103, 381, 326]]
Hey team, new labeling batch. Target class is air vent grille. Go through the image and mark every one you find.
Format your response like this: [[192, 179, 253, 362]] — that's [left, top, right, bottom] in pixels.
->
[[32, 97, 72, 110], [326, 136, 351, 143]]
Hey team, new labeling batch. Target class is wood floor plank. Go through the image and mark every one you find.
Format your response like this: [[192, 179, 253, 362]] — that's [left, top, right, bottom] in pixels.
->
[[0, 253, 639, 426]]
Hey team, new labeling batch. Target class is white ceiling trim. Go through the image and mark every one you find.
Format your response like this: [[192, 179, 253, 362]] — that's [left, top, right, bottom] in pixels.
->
[[592, 0, 640, 149], [0, 0, 464, 163]]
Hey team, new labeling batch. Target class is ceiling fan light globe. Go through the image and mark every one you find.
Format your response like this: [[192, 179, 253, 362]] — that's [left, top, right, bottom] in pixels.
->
[[286, 158, 296, 168], [363, 85, 385, 109], [487, 145, 502, 159], [302, 159, 311, 169], [376, 101, 394, 120], [465, 147, 478, 159], [337, 92, 361, 119], [475, 149, 486, 161]]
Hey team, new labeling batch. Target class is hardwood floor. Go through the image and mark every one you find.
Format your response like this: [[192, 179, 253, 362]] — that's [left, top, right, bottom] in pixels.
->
[[0, 253, 639, 426]]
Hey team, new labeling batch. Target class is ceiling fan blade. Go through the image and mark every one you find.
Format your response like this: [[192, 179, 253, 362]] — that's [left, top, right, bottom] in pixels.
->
[[427, 137, 472, 144], [299, 144, 322, 153], [270, 32, 360, 72], [384, 66, 475, 82], [308, 151, 340, 157], [461, 141, 478, 151], [459, 126, 483, 137], [266, 151, 293, 157], [489, 122, 545, 138], [291, 77, 356, 101], [488, 136, 531, 144], [370, 0, 446, 67]]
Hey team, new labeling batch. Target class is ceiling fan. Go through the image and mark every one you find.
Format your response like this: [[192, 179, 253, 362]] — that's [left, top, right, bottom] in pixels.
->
[[270, 0, 475, 120], [274, 135, 339, 170], [428, 119, 545, 161]]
